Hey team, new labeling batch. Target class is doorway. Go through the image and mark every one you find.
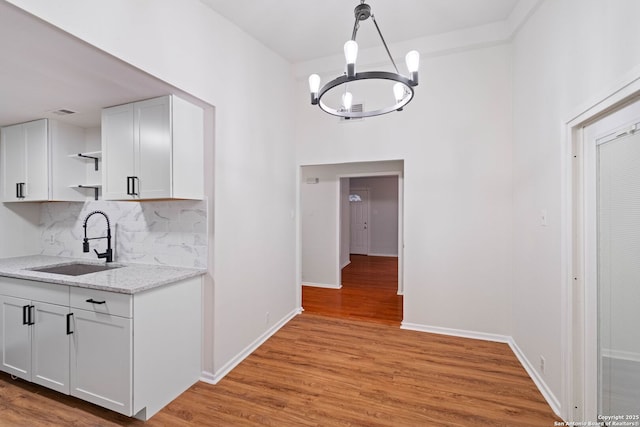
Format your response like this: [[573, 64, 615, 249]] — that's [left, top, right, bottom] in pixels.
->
[[300, 162, 404, 324], [571, 96, 640, 421]]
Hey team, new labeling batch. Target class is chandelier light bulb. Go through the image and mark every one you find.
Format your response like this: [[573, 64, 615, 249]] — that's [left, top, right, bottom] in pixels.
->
[[405, 50, 420, 84], [393, 83, 406, 103], [344, 40, 358, 77], [342, 91, 353, 110], [309, 74, 321, 104]]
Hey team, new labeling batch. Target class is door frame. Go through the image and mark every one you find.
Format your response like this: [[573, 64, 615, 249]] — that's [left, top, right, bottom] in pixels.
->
[[337, 171, 404, 295], [562, 67, 640, 422]]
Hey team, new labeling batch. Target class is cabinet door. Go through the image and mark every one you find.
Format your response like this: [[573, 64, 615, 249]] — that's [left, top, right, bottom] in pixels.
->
[[23, 119, 49, 200], [135, 96, 171, 199], [31, 302, 70, 394], [1, 123, 26, 202], [102, 103, 135, 200], [70, 309, 132, 416], [0, 295, 31, 380]]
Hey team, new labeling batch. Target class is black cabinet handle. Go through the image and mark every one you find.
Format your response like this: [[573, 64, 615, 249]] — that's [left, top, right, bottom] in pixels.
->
[[16, 183, 25, 199], [28, 305, 35, 325], [22, 305, 29, 325], [126, 176, 139, 196], [66, 313, 74, 335], [86, 298, 106, 305], [131, 176, 138, 196]]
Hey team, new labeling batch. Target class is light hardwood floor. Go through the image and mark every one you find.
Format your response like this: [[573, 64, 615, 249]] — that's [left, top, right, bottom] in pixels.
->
[[0, 313, 560, 426], [0, 256, 560, 425], [303, 255, 402, 325]]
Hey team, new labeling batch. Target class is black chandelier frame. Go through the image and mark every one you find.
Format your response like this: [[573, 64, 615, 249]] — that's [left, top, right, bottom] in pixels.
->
[[309, 1, 419, 119]]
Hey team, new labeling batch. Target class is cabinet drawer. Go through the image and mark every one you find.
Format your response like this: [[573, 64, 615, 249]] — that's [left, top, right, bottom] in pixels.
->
[[0, 276, 68, 305], [70, 288, 132, 318]]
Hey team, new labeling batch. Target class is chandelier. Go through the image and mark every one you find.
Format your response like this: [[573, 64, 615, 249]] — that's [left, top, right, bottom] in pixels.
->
[[308, 1, 420, 119]]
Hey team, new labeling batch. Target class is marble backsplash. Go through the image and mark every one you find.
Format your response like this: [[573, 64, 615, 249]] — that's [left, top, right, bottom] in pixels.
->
[[39, 200, 207, 268]]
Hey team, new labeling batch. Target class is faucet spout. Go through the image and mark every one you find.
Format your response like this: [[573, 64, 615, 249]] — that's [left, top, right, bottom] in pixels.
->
[[82, 210, 113, 262]]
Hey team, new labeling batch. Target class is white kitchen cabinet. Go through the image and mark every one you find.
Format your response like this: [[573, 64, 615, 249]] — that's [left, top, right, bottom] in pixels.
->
[[0, 274, 201, 421], [1, 119, 48, 201], [0, 119, 87, 202], [102, 95, 204, 200], [69, 287, 132, 415], [0, 279, 71, 394], [70, 308, 132, 415]]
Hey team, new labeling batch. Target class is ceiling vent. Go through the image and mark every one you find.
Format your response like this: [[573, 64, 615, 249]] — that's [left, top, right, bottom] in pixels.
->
[[341, 103, 364, 122], [49, 109, 76, 116]]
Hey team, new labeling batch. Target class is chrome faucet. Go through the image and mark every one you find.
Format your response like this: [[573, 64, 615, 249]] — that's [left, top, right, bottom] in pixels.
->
[[82, 210, 113, 262]]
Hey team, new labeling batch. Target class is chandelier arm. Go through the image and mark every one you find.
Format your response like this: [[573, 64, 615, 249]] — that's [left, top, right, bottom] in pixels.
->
[[371, 14, 399, 74], [351, 16, 360, 41]]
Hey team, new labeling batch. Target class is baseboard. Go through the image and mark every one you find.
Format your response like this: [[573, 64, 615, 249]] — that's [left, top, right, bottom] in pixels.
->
[[508, 338, 562, 418], [302, 282, 342, 289], [340, 260, 351, 269], [601, 348, 640, 363], [401, 322, 511, 344], [199, 307, 302, 385], [401, 322, 562, 419], [367, 253, 399, 258]]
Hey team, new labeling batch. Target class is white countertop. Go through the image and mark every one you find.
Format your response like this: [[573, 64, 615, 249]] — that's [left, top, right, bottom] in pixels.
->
[[0, 255, 206, 294]]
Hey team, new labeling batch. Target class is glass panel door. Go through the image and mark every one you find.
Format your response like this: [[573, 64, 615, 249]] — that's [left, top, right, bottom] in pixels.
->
[[597, 128, 640, 417]]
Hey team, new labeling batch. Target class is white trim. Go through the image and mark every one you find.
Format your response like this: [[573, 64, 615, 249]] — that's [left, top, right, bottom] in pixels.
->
[[508, 337, 562, 418], [302, 282, 342, 290], [401, 322, 562, 418], [601, 349, 640, 363], [340, 259, 351, 270], [563, 67, 640, 422], [401, 322, 511, 343], [367, 253, 399, 258], [200, 308, 302, 385]]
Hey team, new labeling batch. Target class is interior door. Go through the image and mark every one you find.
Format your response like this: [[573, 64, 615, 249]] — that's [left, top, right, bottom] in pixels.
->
[[350, 188, 369, 255], [581, 99, 640, 421], [596, 121, 640, 416]]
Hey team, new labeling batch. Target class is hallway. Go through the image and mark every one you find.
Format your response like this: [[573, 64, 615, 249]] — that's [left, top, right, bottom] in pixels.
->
[[302, 255, 402, 325]]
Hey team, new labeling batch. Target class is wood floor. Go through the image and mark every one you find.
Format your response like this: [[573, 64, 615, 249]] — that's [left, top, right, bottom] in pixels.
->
[[0, 313, 561, 426], [302, 255, 403, 325], [0, 255, 560, 425]]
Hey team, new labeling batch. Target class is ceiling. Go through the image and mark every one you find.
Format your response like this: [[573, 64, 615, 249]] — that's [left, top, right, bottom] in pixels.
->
[[199, 0, 521, 63], [0, 2, 179, 128], [0, 0, 521, 129]]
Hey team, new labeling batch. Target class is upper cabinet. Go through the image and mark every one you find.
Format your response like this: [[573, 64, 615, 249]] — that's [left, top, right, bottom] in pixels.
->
[[101, 95, 204, 200], [1, 119, 86, 202]]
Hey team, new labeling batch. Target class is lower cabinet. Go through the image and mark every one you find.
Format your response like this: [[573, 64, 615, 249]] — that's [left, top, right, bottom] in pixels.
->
[[70, 308, 132, 415], [68, 286, 133, 415], [0, 275, 202, 421], [0, 287, 70, 395]]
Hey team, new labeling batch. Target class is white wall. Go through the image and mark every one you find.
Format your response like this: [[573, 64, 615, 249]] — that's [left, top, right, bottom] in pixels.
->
[[297, 44, 514, 336], [350, 176, 399, 256], [511, 0, 640, 413], [7, 0, 298, 379], [301, 161, 403, 288], [0, 203, 40, 257]]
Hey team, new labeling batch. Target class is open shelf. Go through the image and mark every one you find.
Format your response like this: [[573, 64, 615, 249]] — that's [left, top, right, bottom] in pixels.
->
[[69, 151, 102, 171]]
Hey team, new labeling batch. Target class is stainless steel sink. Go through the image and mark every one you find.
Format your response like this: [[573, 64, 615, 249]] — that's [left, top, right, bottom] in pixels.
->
[[30, 262, 121, 276]]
